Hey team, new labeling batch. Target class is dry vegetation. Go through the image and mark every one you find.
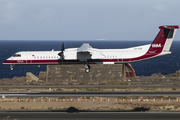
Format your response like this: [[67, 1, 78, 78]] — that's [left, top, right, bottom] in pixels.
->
[[1, 72, 180, 111], [0, 87, 180, 92], [0, 72, 180, 86], [0, 97, 180, 111]]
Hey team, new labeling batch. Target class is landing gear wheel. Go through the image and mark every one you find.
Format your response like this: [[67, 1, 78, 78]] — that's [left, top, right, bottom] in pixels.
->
[[10, 65, 13, 71], [85, 64, 89, 69], [84, 63, 90, 73], [85, 68, 90, 73]]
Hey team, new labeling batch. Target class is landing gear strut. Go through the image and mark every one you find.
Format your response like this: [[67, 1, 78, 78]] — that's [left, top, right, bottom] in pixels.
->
[[10, 65, 13, 71], [85, 64, 90, 73]]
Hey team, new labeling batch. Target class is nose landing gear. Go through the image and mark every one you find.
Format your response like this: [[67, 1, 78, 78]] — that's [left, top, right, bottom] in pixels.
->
[[10, 65, 13, 71], [85, 64, 90, 73]]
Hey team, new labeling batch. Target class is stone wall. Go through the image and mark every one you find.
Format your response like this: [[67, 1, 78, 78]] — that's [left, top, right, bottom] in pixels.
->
[[26, 72, 39, 82], [176, 70, 180, 78], [45, 64, 124, 83], [39, 72, 46, 81]]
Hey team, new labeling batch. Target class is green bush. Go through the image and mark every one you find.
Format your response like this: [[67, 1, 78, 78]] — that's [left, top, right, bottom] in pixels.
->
[[78, 87, 84, 90], [172, 88, 177, 91], [118, 87, 127, 89], [166, 73, 176, 77], [79, 82, 85, 85], [56, 88, 63, 91], [58, 96, 71, 99], [48, 107, 53, 110], [99, 83, 107, 85], [3, 88, 9, 91], [117, 96, 128, 99], [119, 82, 129, 85], [82, 96, 90, 99], [173, 83, 179, 86], [68, 83, 73, 85]]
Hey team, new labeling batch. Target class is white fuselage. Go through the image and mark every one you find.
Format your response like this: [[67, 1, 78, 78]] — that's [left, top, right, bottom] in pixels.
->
[[3, 44, 170, 65]]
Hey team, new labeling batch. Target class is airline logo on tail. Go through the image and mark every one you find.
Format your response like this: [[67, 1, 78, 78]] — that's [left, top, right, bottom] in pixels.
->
[[152, 44, 161, 48]]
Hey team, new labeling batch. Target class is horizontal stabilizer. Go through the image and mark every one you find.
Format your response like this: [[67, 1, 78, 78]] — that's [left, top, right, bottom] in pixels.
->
[[159, 25, 179, 29]]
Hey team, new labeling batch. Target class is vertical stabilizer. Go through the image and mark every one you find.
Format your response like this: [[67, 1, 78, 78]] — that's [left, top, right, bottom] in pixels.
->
[[148, 25, 179, 53]]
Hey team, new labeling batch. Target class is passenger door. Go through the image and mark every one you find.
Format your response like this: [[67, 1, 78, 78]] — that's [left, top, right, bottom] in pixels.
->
[[26, 53, 32, 63]]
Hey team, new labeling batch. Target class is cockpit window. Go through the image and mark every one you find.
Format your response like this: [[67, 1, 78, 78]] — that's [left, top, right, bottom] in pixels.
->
[[13, 54, 21, 57]]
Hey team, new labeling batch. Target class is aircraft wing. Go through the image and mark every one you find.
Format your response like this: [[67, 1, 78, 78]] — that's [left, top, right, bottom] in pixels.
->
[[77, 43, 93, 52]]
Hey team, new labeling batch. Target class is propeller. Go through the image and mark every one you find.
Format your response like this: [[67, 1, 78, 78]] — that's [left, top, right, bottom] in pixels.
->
[[58, 42, 64, 61]]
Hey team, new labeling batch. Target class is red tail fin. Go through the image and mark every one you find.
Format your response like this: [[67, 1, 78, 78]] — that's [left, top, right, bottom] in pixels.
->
[[148, 25, 179, 53]]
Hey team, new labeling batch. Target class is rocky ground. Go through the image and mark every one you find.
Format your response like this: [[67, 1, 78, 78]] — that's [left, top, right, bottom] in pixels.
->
[[0, 73, 180, 86], [0, 72, 180, 92], [0, 87, 180, 92], [1, 72, 180, 111]]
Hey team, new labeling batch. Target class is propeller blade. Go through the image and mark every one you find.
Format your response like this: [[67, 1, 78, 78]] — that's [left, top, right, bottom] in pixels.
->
[[58, 42, 65, 62], [61, 42, 64, 51]]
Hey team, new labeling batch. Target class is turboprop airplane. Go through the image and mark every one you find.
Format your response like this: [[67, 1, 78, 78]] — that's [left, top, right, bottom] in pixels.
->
[[3, 25, 179, 73]]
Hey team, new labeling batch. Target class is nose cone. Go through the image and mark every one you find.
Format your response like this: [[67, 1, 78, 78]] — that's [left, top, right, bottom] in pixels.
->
[[3, 56, 13, 64], [3, 60, 7, 64], [3, 60, 10, 64]]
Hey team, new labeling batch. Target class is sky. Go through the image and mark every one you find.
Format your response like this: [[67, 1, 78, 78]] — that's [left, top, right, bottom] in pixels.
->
[[0, 0, 180, 41]]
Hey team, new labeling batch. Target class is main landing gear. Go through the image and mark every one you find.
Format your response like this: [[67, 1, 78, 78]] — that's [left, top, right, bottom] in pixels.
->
[[10, 65, 13, 71], [85, 64, 90, 73]]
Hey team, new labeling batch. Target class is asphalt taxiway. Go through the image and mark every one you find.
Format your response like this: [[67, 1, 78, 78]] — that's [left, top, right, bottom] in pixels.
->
[[0, 91, 180, 97], [0, 112, 180, 120]]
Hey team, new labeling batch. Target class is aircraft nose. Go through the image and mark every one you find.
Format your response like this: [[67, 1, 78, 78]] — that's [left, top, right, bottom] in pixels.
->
[[3, 60, 10, 64]]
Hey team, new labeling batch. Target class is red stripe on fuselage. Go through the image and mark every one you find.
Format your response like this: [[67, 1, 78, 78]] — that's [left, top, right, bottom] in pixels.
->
[[3, 51, 162, 65]]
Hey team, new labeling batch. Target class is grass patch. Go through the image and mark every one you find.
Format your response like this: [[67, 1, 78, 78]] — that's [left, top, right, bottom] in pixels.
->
[[117, 96, 128, 99], [56, 88, 63, 91], [166, 73, 176, 78], [68, 83, 73, 85], [172, 88, 177, 91], [86, 88, 98, 91], [79, 82, 85, 85], [58, 96, 71, 99], [173, 83, 179, 86]]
